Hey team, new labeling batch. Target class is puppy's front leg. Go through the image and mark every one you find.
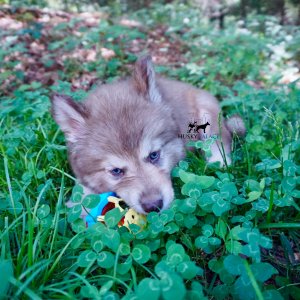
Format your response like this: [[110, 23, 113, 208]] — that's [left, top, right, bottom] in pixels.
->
[[192, 89, 234, 165], [207, 120, 232, 166], [197, 108, 232, 166]]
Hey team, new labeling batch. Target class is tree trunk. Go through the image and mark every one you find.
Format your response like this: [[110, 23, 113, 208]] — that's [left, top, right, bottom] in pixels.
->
[[279, 0, 285, 25], [297, 3, 300, 25], [256, 0, 261, 14], [240, 0, 247, 27], [219, 10, 224, 29]]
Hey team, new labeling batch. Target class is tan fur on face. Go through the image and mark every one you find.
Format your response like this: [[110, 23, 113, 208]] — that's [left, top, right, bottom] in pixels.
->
[[51, 55, 245, 214]]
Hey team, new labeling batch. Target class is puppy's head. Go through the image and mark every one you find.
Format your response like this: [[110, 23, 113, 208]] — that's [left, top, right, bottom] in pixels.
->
[[51, 56, 185, 214]]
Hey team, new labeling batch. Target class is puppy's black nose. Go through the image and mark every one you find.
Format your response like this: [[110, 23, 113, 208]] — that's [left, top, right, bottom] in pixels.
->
[[141, 199, 163, 213]]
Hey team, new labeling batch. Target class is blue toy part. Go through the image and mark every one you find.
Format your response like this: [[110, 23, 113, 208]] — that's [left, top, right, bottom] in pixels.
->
[[85, 192, 116, 227]]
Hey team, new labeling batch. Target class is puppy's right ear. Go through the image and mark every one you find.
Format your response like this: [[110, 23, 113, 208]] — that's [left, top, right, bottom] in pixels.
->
[[50, 93, 88, 143], [133, 55, 162, 103]]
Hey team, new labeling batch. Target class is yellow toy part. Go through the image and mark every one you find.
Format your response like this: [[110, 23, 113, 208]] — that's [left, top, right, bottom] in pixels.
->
[[124, 208, 147, 229], [97, 196, 146, 230]]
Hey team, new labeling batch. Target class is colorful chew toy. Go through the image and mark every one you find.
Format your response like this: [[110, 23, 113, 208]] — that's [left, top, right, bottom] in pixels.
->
[[85, 192, 147, 230]]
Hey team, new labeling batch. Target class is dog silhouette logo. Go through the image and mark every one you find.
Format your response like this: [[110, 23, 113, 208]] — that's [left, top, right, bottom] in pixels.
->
[[178, 115, 211, 140], [187, 121, 210, 133], [195, 121, 210, 133], [188, 121, 197, 133]]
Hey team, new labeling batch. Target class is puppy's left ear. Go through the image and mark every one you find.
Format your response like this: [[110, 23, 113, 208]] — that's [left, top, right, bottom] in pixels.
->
[[133, 55, 162, 103]]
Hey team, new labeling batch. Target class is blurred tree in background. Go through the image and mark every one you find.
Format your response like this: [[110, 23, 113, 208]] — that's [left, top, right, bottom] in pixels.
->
[[1, 0, 300, 26], [194, 0, 300, 27]]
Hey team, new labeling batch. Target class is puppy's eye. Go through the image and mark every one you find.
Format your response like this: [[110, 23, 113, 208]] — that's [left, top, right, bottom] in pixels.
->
[[148, 151, 160, 164], [110, 168, 124, 177]]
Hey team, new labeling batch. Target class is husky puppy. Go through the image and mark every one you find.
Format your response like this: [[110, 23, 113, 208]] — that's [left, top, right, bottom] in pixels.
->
[[51, 55, 245, 214]]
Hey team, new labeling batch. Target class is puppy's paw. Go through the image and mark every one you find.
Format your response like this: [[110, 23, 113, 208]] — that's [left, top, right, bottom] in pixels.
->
[[207, 142, 231, 166]]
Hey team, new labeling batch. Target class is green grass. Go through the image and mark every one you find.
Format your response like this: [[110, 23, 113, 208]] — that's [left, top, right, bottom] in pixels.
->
[[0, 3, 300, 299]]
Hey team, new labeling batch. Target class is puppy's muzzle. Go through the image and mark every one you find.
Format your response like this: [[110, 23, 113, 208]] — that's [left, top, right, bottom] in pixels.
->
[[140, 198, 163, 213]]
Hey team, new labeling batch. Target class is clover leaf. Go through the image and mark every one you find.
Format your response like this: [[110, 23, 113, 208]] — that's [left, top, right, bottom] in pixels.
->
[[166, 243, 185, 266], [37, 204, 50, 219], [231, 209, 256, 225], [68, 204, 83, 223], [238, 228, 272, 262], [281, 177, 296, 193], [256, 159, 282, 172], [181, 182, 202, 199], [195, 225, 221, 253], [97, 251, 115, 269], [178, 170, 215, 189], [71, 184, 84, 203], [283, 160, 297, 177], [252, 198, 269, 212], [104, 207, 123, 228], [155, 261, 186, 300], [176, 261, 202, 280], [178, 197, 197, 214], [224, 255, 279, 300], [274, 195, 294, 207], [199, 188, 232, 217], [137, 278, 160, 300], [77, 250, 97, 267], [212, 198, 231, 216], [81, 194, 100, 208], [117, 256, 132, 275], [183, 213, 198, 228], [220, 182, 238, 200], [101, 228, 121, 252], [132, 244, 151, 264]]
